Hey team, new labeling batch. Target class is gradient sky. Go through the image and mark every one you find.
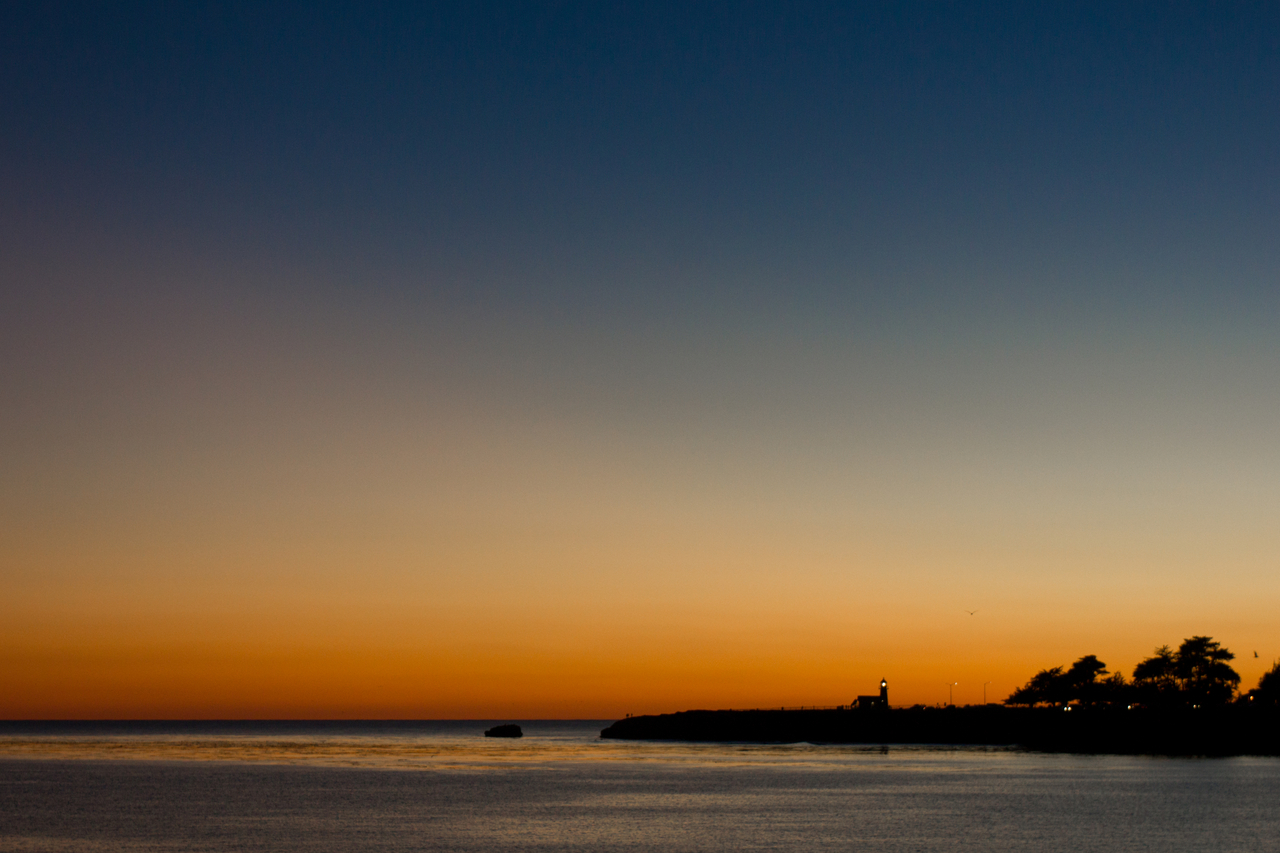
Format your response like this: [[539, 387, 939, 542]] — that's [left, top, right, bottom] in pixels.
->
[[3, 2, 1279, 718]]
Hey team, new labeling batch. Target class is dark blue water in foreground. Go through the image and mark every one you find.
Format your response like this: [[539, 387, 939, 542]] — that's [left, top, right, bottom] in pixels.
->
[[2, 721, 1278, 851]]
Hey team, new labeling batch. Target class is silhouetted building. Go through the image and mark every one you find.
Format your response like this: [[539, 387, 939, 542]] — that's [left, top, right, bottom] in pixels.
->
[[855, 678, 889, 709]]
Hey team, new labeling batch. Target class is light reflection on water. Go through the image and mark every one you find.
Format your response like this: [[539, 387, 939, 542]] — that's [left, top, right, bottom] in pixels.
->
[[0, 720, 997, 769], [2, 722, 1278, 851]]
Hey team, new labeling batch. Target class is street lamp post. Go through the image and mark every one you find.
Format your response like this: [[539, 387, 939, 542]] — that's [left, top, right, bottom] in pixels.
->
[[983, 682, 992, 705], [947, 682, 957, 706]]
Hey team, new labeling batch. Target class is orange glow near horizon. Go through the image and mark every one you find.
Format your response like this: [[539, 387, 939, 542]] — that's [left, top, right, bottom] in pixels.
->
[[5, 395, 1279, 718], [5, 512, 1277, 718], [4, 262, 1279, 720]]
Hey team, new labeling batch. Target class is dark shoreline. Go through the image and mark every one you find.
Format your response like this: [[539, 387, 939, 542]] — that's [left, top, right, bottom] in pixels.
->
[[601, 705, 1280, 756]]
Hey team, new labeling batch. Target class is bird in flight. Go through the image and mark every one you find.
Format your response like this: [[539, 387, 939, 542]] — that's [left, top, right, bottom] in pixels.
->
[[965, 609, 978, 616], [1255, 651, 1260, 658]]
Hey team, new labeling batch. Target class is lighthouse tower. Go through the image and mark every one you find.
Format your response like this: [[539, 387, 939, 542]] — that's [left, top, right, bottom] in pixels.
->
[[854, 678, 890, 710]]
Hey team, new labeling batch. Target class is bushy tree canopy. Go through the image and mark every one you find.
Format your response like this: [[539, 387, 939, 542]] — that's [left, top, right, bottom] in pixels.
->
[[1007, 637, 1240, 708], [1133, 637, 1239, 707], [1251, 660, 1280, 706], [1173, 636, 1239, 705], [1006, 656, 1120, 707], [1131, 645, 1179, 705]]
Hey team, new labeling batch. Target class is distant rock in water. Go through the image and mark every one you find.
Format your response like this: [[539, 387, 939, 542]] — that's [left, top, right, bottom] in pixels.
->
[[484, 724, 523, 738]]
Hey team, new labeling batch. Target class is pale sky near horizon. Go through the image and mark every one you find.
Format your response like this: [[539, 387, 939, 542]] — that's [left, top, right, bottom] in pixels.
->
[[3, 2, 1279, 717]]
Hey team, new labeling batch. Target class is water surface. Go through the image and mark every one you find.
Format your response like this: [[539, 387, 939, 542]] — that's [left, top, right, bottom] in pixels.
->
[[1, 721, 1275, 852]]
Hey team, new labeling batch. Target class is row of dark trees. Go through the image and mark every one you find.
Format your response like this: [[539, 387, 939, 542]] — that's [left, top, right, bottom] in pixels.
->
[[1006, 636, 1280, 708]]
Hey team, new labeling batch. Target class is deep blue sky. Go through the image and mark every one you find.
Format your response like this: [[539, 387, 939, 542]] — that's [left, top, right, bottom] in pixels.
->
[[4, 2, 1277, 318]]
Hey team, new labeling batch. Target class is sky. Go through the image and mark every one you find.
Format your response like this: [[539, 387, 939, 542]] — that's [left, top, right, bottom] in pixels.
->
[[2, 2, 1279, 718]]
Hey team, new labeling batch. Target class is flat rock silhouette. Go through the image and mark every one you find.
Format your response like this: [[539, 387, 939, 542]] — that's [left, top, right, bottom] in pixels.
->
[[484, 723, 523, 738], [600, 705, 1280, 755]]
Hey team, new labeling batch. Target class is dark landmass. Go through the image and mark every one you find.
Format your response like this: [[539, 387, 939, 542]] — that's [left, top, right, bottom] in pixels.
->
[[484, 723, 523, 738], [600, 705, 1280, 755], [604, 636, 1280, 755]]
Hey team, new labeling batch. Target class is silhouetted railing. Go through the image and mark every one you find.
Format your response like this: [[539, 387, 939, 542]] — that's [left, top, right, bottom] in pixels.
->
[[714, 705, 853, 712]]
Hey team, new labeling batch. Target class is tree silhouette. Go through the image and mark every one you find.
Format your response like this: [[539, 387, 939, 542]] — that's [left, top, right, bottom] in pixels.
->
[[1006, 666, 1066, 706], [1131, 645, 1179, 707], [1005, 656, 1111, 707], [1132, 637, 1239, 707], [1097, 671, 1130, 705], [1064, 655, 1109, 705], [1174, 636, 1239, 706], [1009, 638, 1241, 709], [1249, 660, 1280, 706]]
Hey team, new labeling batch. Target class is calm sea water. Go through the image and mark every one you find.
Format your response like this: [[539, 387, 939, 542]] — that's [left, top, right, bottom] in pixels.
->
[[2, 720, 1277, 852]]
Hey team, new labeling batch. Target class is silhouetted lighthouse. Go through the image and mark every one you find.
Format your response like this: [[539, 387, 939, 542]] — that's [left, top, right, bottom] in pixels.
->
[[854, 678, 889, 710]]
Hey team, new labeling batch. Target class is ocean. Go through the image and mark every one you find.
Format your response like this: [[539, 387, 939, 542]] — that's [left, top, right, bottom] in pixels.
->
[[1, 720, 1277, 851]]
